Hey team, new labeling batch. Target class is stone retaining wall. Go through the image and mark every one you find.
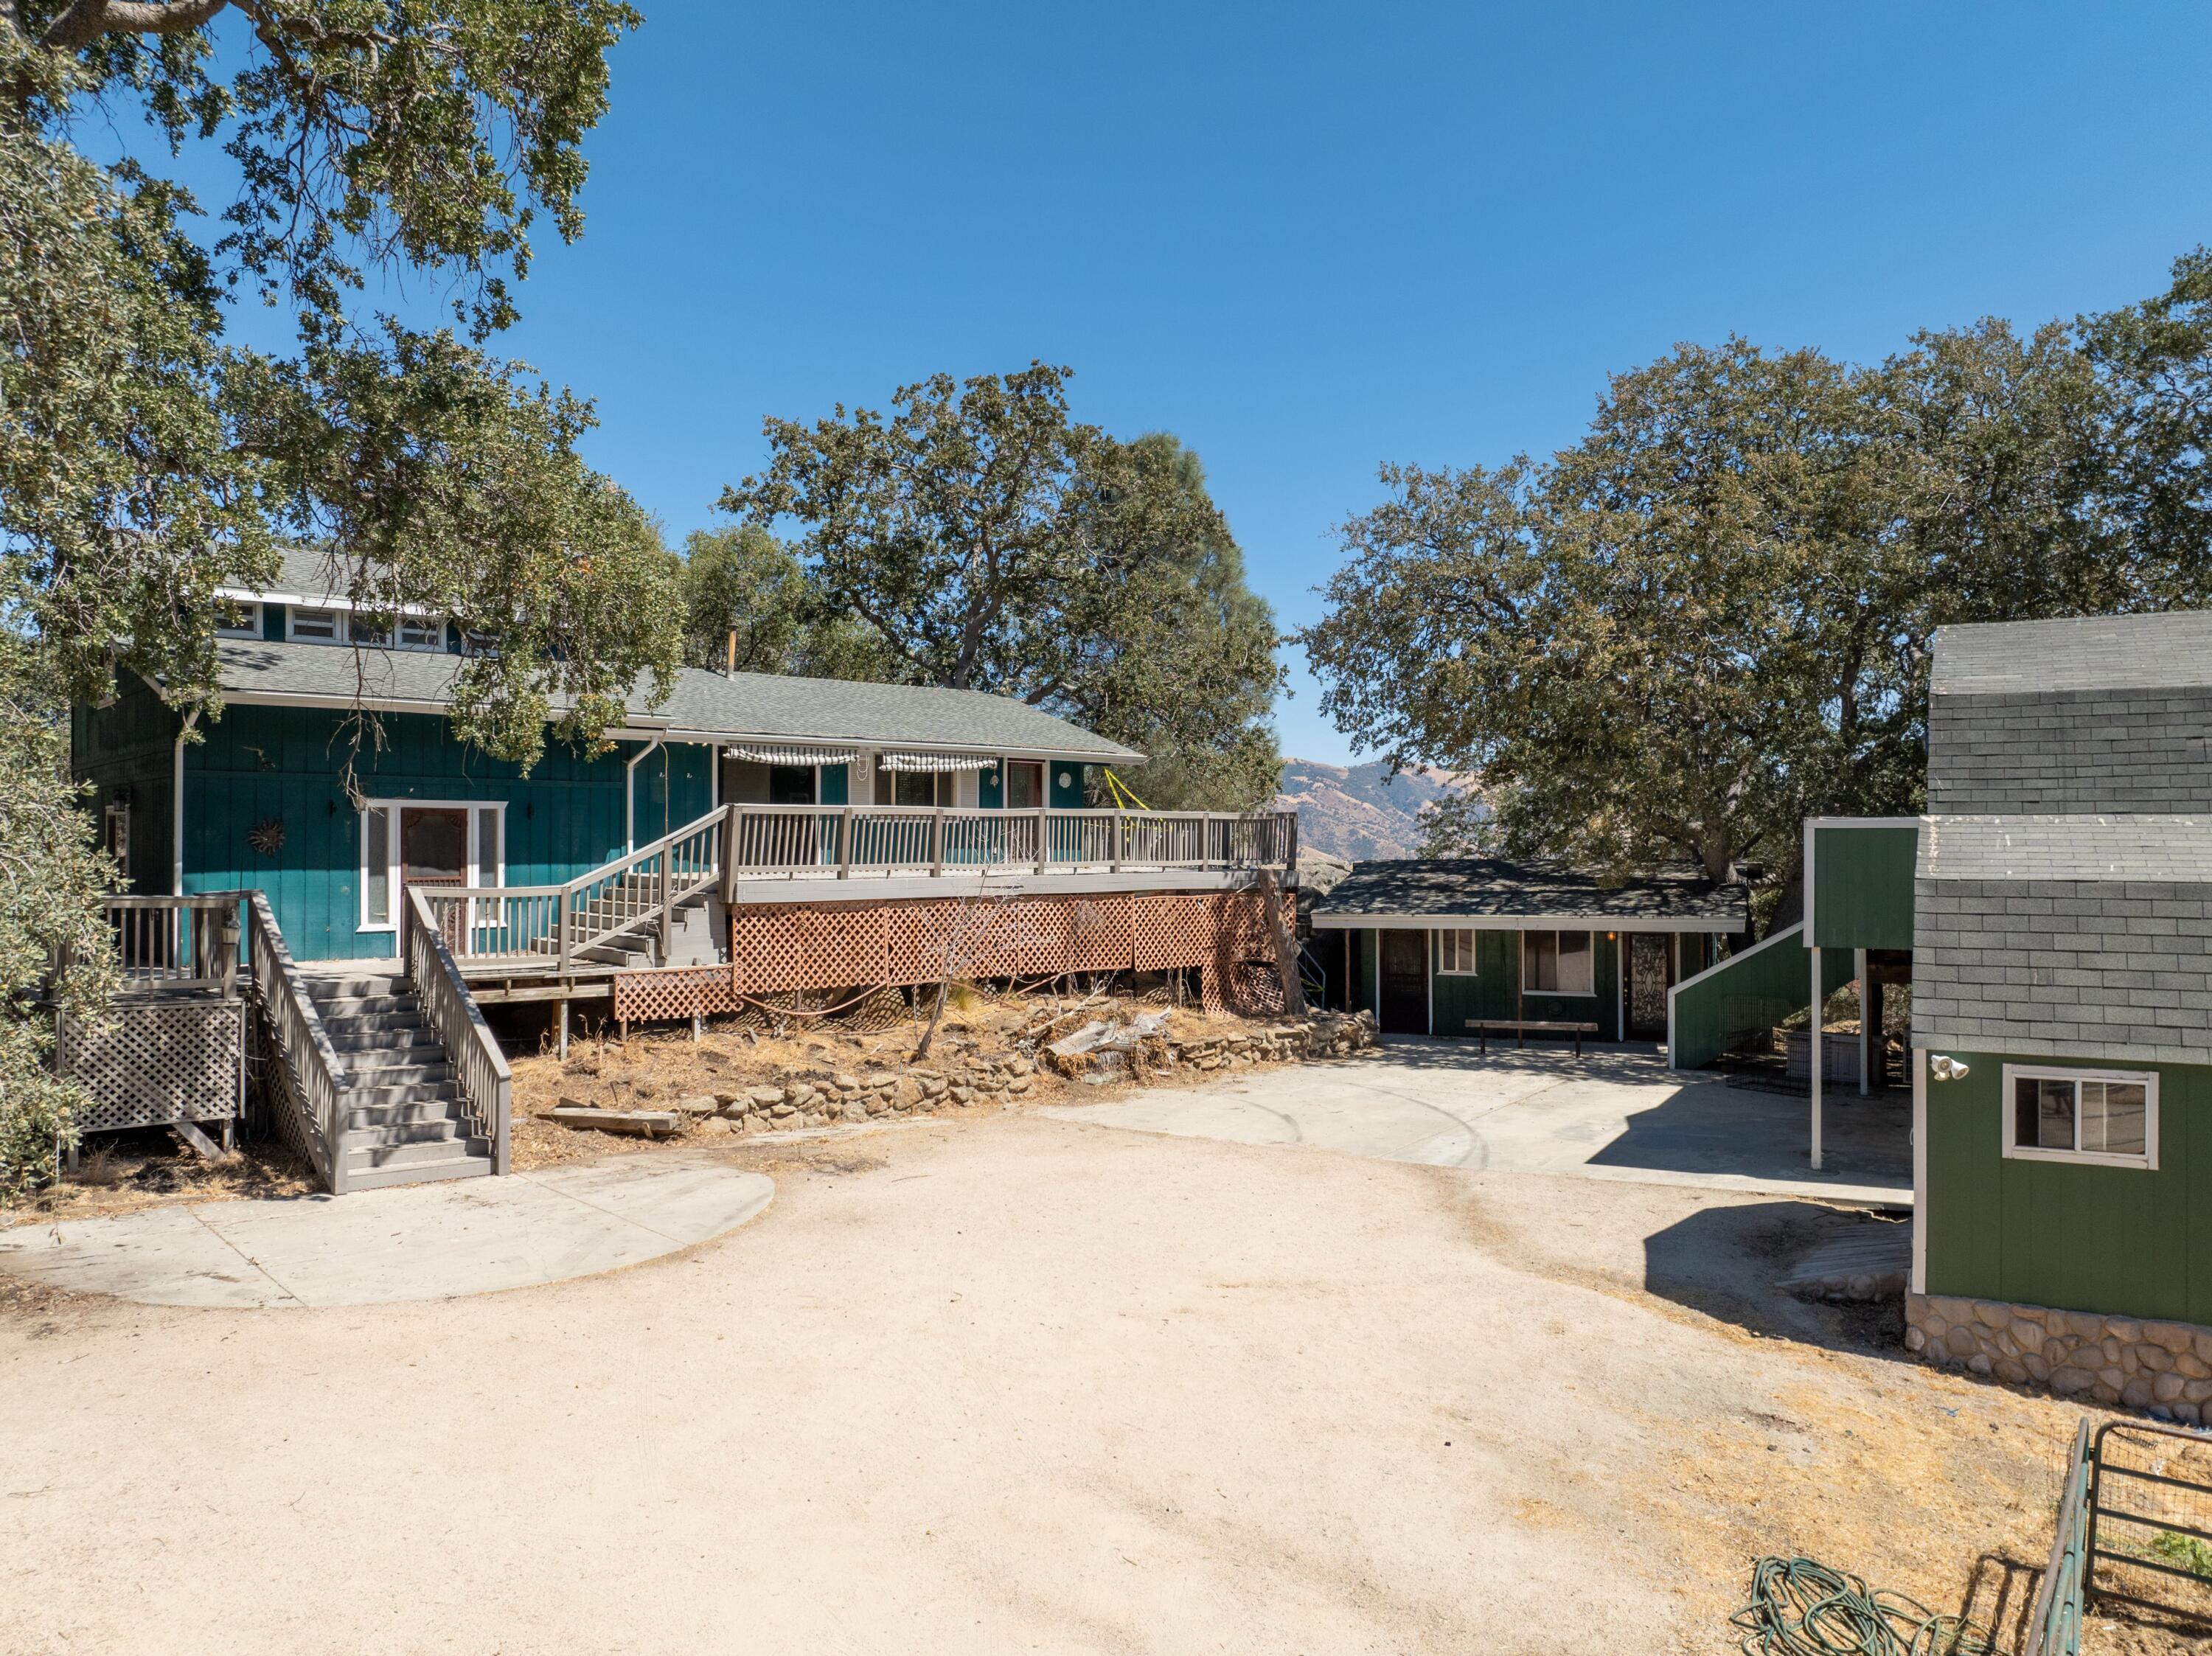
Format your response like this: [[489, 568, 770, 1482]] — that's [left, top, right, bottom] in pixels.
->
[[1906, 1290, 2212, 1422], [689, 1010, 1379, 1135]]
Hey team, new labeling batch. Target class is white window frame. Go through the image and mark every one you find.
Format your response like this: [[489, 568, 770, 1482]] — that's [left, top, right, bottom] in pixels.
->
[[288, 606, 342, 643], [397, 617, 445, 652], [358, 799, 507, 933], [1522, 928, 1596, 997], [215, 599, 262, 639], [1436, 926, 1478, 975], [2001, 1062, 2160, 1171]]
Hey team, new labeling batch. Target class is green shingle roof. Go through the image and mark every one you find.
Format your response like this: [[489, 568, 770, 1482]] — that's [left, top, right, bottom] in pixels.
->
[[211, 639, 1141, 762]]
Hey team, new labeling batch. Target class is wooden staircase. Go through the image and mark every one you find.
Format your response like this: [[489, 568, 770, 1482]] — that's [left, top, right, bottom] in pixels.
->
[[302, 969, 495, 1189], [526, 873, 723, 970]]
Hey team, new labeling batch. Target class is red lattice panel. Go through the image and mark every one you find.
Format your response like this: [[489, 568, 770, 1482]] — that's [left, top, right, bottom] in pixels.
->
[[1133, 894, 1214, 970], [1068, 896, 1133, 972], [1016, 900, 1075, 975], [613, 965, 736, 1022], [886, 900, 959, 987]]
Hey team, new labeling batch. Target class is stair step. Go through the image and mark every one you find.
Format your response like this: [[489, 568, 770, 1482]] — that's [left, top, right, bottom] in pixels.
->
[[306, 977, 408, 1001], [346, 1098, 467, 1130], [326, 1032, 440, 1059], [335, 1057, 453, 1085], [308, 992, 417, 1017], [343, 1135, 493, 1172], [342, 1152, 495, 1190], [321, 1012, 431, 1039], [343, 1079, 460, 1110], [343, 1117, 462, 1149]]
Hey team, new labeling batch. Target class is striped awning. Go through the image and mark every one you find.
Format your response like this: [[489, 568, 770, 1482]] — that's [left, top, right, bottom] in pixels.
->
[[723, 743, 860, 766], [877, 750, 990, 774]]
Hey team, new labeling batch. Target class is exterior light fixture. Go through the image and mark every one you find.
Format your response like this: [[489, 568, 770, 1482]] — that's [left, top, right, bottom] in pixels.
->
[[1930, 1055, 1971, 1082]]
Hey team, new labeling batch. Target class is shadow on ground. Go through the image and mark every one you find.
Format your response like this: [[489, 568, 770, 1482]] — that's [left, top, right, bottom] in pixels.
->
[[1641, 1198, 1911, 1359]]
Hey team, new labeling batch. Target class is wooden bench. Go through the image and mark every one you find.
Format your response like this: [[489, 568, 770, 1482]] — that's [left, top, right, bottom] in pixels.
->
[[1467, 1018, 1600, 1056]]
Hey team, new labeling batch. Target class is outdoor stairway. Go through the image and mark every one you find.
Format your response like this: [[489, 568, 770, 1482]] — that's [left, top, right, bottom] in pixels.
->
[[303, 970, 494, 1189], [526, 875, 720, 970]]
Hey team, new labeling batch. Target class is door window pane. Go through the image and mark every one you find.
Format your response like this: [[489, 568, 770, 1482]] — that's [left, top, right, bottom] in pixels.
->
[[1006, 762, 1043, 810], [402, 808, 467, 882], [894, 772, 934, 807], [364, 807, 391, 924]]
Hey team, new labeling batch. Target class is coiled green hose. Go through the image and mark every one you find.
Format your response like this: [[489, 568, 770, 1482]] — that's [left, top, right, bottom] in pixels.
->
[[1730, 1556, 1996, 1656]]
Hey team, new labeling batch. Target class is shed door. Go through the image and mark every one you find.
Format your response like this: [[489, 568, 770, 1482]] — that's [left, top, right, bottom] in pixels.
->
[[1379, 929, 1428, 1035]]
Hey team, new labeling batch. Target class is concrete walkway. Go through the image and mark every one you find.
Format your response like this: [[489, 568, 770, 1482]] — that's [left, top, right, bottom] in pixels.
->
[[1044, 1039, 1912, 1206], [0, 1154, 773, 1308]]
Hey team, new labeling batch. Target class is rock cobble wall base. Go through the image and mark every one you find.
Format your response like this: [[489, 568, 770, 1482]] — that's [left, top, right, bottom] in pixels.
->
[[1906, 1290, 2212, 1422], [685, 1010, 1380, 1135]]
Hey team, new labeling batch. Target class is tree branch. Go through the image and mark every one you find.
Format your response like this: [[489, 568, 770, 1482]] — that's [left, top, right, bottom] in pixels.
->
[[41, 0, 229, 51]]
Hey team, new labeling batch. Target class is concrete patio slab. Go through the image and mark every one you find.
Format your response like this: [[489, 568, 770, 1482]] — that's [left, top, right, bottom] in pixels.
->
[[0, 1154, 773, 1309], [1043, 1039, 1911, 1206]]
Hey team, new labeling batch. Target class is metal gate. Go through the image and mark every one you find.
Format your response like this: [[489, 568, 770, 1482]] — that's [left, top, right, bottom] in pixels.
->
[[2029, 1419, 2212, 1654]]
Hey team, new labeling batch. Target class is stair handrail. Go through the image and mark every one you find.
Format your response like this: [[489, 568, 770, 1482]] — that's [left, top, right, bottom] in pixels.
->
[[555, 804, 731, 970], [243, 891, 350, 1194], [562, 804, 733, 901], [405, 886, 512, 1175]]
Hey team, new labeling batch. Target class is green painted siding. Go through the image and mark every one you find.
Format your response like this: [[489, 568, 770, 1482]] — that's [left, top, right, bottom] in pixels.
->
[[627, 742, 714, 849], [71, 672, 181, 896], [179, 703, 702, 961], [1351, 927, 1623, 1040], [1924, 1051, 2212, 1325], [1669, 923, 1857, 1069], [978, 762, 1003, 810], [261, 603, 285, 641], [1050, 763, 1088, 810], [1810, 824, 1918, 951]]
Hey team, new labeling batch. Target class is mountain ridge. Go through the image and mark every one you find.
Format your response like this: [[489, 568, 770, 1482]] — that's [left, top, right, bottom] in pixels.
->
[[1270, 758, 1470, 863]]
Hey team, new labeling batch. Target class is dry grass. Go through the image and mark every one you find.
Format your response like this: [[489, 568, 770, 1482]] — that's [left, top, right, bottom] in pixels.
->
[[4, 1130, 316, 1229]]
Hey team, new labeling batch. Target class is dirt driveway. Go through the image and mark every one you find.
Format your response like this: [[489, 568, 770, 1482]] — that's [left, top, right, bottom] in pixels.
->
[[0, 1113, 2113, 1655]]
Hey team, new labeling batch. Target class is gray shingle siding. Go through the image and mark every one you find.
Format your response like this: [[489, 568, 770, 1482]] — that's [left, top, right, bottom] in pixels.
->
[[1928, 687, 2212, 813], [1912, 872, 2212, 1063]]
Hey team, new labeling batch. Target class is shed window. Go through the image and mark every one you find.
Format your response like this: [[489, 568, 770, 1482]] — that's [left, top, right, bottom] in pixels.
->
[[1523, 929, 1593, 995], [1437, 928, 1478, 975], [2003, 1065, 2157, 1169], [288, 607, 341, 642]]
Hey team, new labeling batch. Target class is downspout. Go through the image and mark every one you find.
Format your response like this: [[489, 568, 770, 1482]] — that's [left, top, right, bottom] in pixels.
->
[[172, 736, 185, 896], [625, 737, 662, 854]]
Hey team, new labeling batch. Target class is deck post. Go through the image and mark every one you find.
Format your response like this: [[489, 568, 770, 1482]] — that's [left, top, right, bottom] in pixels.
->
[[1855, 947, 1869, 1096], [557, 892, 571, 978], [1111, 810, 1124, 873], [1036, 806, 1049, 874], [839, 805, 854, 878], [932, 808, 945, 876], [1809, 944, 1824, 1172], [724, 806, 742, 902], [557, 995, 568, 1059], [658, 848, 675, 966]]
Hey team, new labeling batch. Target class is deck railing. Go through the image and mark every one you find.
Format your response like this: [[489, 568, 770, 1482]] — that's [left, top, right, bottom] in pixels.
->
[[427, 804, 1296, 975], [405, 887, 512, 1176], [244, 891, 347, 1191], [87, 894, 244, 995]]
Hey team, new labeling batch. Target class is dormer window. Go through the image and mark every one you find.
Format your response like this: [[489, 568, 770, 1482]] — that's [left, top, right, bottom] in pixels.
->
[[215, 599, 260, 639], [398, 618, 445, 651], [288, 607, 341, 643]]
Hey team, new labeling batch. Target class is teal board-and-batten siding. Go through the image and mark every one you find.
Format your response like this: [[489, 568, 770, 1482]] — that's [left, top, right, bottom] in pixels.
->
[[70, 671, 183, 899], [1923, 1051, 2212, 1327], [178, 703, 712, 961]]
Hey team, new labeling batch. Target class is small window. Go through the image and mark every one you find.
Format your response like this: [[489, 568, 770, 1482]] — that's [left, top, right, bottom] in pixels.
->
[[215, 599, 260, 639], [2004, 1065, 2157, 1169], [289, 607, 341, 642], [398, 618, 445, 651], [767, 765, 816, 805], [1523, 929, 1594, 995], [474, 807, 502, 886], [1438, 928, 1478, 975], [349, 615, 390, 647], [102, 802, 131, 865]]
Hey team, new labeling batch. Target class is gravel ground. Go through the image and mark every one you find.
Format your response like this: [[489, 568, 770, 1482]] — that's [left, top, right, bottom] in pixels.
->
[[0, 1113, 2168, 1655]]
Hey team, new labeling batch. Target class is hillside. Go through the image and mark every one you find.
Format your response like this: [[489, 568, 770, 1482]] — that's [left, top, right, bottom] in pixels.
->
[[1273, 759, 1467, 862]]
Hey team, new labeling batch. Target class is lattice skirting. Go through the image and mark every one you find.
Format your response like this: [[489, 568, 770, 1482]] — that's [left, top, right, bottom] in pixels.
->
[[59, 999, 243, 1133], [611, 890, 1295, 1023]]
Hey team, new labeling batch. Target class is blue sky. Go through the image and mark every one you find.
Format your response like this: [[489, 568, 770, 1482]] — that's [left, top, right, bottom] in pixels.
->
[[196, 3, 2212, 764]]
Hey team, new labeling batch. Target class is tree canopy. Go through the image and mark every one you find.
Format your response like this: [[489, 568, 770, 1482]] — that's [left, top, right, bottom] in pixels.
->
[[1, 0, 669, 1190], [1301, 259, 2212, 900], [721, 365, 1282, 810]]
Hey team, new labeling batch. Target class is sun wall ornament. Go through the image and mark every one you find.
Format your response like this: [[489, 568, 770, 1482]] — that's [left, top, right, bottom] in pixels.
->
[[247, 817, 286, 857]]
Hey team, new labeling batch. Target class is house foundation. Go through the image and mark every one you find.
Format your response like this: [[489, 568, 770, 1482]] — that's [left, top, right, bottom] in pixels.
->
[[1905, 1290, 2212, 1422]]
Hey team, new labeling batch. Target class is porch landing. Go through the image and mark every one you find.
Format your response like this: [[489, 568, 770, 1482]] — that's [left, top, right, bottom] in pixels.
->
[[0, 1155, 773, 1307]]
